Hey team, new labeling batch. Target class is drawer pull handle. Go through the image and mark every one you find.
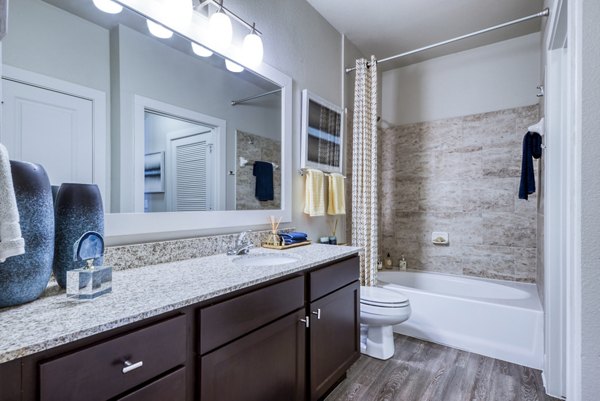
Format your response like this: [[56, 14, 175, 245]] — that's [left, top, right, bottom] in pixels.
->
[[122, 360, 144, 374], [312, 309, 321, 320], [299, 316, 310, 328]]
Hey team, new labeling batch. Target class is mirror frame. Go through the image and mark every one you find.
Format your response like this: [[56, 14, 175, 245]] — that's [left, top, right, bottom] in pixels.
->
[[104, 0, 293, 242]]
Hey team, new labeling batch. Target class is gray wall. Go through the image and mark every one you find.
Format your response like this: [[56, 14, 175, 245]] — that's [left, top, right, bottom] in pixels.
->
[[581, 0, 600, 397], [380, 105, 539, 281], [2, 0, 110, 93], [381, 33, 541, 126]]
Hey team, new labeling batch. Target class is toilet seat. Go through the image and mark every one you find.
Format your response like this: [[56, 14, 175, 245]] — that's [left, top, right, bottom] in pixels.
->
[[360, 286, 409, 308]]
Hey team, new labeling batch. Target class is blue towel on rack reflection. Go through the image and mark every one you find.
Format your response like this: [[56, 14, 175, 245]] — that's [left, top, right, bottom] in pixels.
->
[[518, 131, 542, 200], [253, 161, 274, 201]]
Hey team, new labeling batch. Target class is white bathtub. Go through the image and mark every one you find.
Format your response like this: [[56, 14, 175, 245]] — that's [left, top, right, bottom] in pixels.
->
[[377, 270, 543, 369]]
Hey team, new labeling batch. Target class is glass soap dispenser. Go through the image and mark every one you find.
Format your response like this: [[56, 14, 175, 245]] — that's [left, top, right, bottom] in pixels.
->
[[67, 231, 112, 300]]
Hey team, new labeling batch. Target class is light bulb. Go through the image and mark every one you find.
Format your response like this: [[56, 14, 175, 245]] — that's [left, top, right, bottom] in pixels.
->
[[242, 32, 263, 68], [92, 0, 123, 14], [225, 60, 244, 73], [191, 43, 213, 58], [147, 19, 173, 39], [208, 11, 232, 51]]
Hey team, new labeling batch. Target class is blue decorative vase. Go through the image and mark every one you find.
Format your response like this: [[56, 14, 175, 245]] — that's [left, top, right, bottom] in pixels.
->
[[53, 183, 104, 288], [0, 161, 54, 307]]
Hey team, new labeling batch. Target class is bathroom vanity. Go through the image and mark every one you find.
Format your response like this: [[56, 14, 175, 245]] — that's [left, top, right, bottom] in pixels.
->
[[0, 245, 360, 401]]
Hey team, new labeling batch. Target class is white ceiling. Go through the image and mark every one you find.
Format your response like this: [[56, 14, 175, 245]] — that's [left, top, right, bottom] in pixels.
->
[[306, 0, 544, 71]]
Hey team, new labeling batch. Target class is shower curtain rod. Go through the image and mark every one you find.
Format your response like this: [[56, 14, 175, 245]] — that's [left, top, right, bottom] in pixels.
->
[[345, 8, 550, 73], [231, 89, 282, 106]]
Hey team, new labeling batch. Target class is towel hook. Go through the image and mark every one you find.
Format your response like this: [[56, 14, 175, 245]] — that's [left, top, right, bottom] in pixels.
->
[[536, 85, 544, 97], [528, 117, 546, 149]]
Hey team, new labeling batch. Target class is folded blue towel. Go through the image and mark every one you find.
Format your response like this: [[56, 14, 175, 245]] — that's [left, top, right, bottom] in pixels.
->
[[518, 131, 542, 200], [282, 238, 308, 245], [253, 161, 274, 201], [279, 232, 308, 241]]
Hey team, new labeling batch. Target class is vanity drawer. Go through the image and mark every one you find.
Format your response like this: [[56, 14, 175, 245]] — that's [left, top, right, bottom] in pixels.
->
[[39, 315, 186, 401], [200, 276, 304, 354], [309, 256, 360, 301], [117, 367, 186, 401]]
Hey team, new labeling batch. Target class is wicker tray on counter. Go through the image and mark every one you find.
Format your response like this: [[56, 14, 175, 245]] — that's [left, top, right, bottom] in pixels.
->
[[261, 240, 312, 250]]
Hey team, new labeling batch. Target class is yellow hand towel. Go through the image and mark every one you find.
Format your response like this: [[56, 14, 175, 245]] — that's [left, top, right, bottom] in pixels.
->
[[327, 173, 346, 215], [304, 169, 325, 217]]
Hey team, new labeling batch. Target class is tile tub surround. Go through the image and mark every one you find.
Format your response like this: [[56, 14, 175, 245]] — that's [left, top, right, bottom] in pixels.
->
[[0, 244, 360, 363], [236, 130, 281, 210], [380, 104, 539, 282], [104, 228, 293, 271]]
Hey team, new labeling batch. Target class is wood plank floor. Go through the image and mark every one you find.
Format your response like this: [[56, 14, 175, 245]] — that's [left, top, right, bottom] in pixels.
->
[[325, 335, 560, 401]]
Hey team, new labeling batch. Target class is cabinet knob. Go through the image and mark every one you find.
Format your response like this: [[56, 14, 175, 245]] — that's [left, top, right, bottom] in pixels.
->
[[122, 360, 144, 374], [299, 316, 310, 328], [312, 309, 321, 319]]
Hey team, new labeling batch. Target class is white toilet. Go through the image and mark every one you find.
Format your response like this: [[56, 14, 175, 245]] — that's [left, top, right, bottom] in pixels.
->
[[360, 286, 411, 360]]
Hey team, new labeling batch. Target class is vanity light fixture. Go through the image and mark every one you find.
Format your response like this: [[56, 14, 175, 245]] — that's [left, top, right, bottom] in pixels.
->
[[242, 23, 263, 68], [92, 0, 122, 14], [147, 19, 173, 39], [194, 0, 265, 68], [225, 60, 244, 73], [191, 43, 214, 58], [208, 1, 233, 51]]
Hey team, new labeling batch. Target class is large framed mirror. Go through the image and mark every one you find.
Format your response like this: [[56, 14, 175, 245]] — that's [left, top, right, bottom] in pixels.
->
[[1, 0, 292, 243]]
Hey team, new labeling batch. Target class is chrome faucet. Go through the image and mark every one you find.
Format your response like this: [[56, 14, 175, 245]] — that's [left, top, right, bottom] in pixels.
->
[[227, 230, 254, 255]]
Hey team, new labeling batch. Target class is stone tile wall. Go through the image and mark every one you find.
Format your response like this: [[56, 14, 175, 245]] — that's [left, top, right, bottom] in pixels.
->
[[236, 131, 281, 210], [380, 105, 539, 282]]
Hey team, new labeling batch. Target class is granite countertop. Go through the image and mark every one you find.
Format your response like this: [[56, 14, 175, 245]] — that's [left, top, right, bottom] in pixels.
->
[[0, 244, 360, 364]]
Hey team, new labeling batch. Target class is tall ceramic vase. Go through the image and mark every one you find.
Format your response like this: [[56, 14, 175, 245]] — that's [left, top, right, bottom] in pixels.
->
[[53, 184, 104, 288], [0, 161, 54, 307]]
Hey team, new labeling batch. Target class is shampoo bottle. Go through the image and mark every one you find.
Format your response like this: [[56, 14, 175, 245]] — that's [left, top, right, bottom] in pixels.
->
[[384, 253, 393, 269], [399, 255, 407, 271]]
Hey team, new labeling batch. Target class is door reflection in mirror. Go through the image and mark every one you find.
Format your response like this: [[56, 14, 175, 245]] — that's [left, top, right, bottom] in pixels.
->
[[144, 111, 218, 213]]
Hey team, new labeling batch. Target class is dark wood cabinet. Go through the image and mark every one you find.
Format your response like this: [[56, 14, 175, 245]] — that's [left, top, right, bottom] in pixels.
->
[[200, 309, 306, 401], [309, 282, 360, 401], [39, 315, 186, 401], [117, 368, 186, 401], [0, 359, 21, 401], [199, 276, 304, 354], [0, 253, 360, 401]]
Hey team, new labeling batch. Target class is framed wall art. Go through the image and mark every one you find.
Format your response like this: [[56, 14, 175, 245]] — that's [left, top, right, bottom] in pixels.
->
[[301, 89, 344, 174], [144, 151, 165, 193]]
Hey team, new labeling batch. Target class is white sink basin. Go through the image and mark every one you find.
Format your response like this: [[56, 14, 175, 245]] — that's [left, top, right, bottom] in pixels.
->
[[232, 253, 300, 267]]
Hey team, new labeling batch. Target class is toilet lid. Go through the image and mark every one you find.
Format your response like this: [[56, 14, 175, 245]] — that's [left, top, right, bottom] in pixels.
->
[[360, 286, 409, 307]]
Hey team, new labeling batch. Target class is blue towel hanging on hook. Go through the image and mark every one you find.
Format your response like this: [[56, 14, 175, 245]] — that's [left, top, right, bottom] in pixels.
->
[[518, 131, 542, 200]]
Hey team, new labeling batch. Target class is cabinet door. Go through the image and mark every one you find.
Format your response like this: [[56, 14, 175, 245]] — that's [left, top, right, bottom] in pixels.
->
[[200, 309, 306, 401], [309, 281, 360, 401], [117, 368, 186, 401], [0, 360, 20, 401]]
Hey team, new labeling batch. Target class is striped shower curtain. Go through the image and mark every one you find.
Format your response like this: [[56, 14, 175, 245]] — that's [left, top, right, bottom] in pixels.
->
[[351, 56, 378, 287]]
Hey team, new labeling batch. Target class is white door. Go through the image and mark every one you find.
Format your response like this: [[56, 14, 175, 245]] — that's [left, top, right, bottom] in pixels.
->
[[1, 78, 94, 186], [168, 131, 215, 212]]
